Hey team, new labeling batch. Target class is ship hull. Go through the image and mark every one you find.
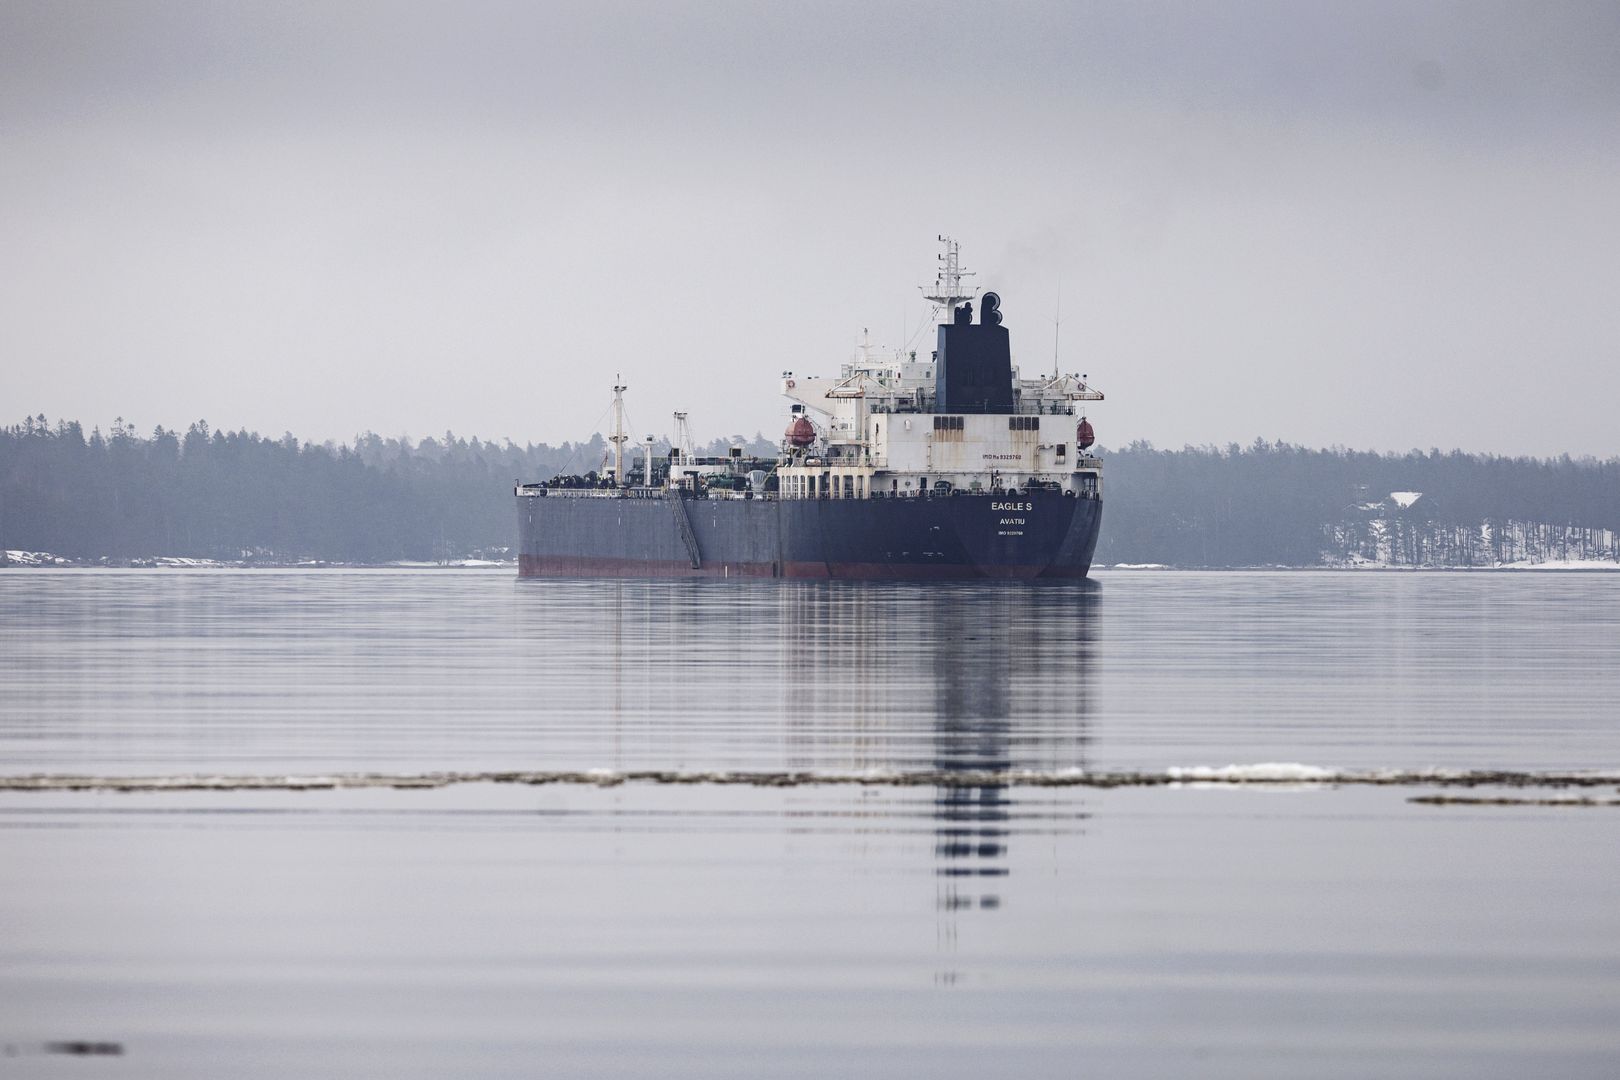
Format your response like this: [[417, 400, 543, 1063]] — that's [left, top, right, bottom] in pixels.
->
[[517, 492, 1101, 580]]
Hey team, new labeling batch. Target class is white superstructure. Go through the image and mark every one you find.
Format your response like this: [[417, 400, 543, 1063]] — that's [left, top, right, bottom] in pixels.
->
[[776, 239, 1104, 501]]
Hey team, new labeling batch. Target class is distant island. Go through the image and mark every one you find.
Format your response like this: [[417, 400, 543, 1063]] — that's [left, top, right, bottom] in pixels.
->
[[3, 415, 1617, 569]]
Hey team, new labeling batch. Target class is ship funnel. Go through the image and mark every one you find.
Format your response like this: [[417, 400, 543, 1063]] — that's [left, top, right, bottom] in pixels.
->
[[934, 291, 1013, 414]]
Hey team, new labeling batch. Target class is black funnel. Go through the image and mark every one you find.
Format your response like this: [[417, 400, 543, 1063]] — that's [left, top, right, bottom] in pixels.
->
[[934, 292, 1013, 414]]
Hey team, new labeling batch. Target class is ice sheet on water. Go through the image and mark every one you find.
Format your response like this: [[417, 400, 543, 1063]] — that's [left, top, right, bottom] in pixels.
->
[[4, 765, 1618, 793]]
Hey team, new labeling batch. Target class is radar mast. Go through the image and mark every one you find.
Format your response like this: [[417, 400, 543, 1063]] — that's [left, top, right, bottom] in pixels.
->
[[921, 235, 978, 322]]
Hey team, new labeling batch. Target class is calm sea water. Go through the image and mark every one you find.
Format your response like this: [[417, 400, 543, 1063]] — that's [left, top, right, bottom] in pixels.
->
[[3, 570, 1618, 1077]]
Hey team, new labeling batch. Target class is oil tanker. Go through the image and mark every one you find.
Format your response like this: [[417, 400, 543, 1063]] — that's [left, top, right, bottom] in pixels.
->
[[516, 239, 1105, 579]]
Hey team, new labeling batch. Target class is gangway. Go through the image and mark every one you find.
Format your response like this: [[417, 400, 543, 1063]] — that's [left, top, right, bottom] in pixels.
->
[[665, 490, 702, 569]]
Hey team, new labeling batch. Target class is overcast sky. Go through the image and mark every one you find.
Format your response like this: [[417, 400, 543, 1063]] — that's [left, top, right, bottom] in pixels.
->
[[4, 1, 1617, 456]]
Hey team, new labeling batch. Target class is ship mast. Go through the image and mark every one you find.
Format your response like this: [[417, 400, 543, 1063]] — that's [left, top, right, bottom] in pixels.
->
[[921, 235, 977, 321], [672, 411, 693, 467], [610, 376, 629, 486]]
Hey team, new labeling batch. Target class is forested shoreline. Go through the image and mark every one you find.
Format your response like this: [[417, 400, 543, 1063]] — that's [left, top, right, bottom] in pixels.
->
[[3, 416, 1617, 567], [1100, 440, 1620, 567]]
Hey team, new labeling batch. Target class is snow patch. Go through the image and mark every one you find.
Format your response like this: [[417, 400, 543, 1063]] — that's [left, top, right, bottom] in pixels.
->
[[3, 550, 70, 566], [1389, 491, 1423, 508]]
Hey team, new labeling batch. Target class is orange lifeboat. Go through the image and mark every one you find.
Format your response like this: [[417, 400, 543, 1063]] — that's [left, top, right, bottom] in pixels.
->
[[1076, 417, 1095, 450], [786, 415, 816, 448]]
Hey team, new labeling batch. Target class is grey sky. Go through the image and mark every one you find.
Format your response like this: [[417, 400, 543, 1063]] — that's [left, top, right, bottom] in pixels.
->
[[4, 1, 1618, 455]]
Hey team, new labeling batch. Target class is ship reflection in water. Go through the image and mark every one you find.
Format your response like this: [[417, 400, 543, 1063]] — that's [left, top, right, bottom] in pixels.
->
[[776, 581, 1097, 973], [774, 581, 1097, 776], [932, 597, 1018, 906]]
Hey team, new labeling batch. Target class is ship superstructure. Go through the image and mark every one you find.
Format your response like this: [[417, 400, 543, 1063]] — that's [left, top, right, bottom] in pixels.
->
[[778, 238, 1103, 501], [516, 239, 1106, 579]]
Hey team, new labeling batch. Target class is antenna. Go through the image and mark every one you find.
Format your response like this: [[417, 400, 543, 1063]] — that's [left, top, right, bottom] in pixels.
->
[[920, 235, 977, 322], [1052, 276, 1061, 378]]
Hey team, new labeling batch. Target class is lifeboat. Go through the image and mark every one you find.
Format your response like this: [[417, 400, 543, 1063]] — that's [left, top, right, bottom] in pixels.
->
[[786, 415, 816, 448]]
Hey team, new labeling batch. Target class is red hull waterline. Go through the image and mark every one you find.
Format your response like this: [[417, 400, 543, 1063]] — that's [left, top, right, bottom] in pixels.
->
[[517, 554, 1088, 581]]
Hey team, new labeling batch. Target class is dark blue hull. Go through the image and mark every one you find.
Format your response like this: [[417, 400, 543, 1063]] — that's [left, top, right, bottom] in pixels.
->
[[517, 491, 1101, 579]]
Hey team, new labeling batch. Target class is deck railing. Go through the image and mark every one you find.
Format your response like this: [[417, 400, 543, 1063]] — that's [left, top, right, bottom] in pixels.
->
[[516, 484, 1100, 502]]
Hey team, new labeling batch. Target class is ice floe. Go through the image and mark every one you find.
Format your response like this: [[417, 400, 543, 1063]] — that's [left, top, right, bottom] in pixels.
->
[[3, 766, 1617, 793], [1166, 762, 1339, 782]]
